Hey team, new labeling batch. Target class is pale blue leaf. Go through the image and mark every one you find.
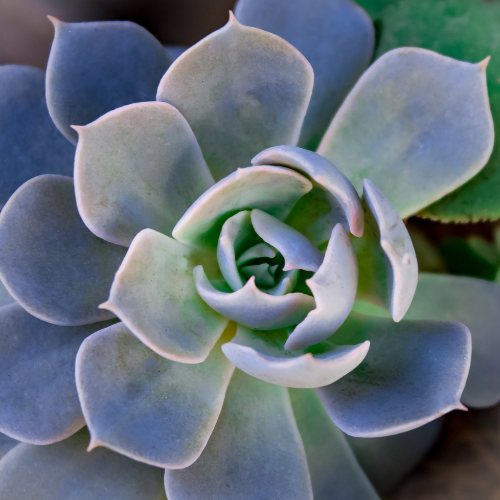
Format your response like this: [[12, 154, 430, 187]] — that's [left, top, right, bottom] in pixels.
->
[[317, 313, 471, 437], [76, 322, 235, 467], [172, 165, 312, 249], [46, 19, 171, 143], [74, 102, 214, 247], [0, 428, 167, 500], [318, 48, 494, 218], [0, 175, 126, 326], [235, 0, 374, 150], [222, 325, 369, 388], [165, 369, 313, 500], [101, 229, 228, 363], [405, 273, 500, 408], [157, 14, 313, 181], [289, 388, 380, 500], [0, 65, 74, 207]]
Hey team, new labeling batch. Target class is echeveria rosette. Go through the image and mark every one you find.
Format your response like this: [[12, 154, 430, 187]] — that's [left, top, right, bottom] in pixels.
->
[[0, 1, 497, 499]]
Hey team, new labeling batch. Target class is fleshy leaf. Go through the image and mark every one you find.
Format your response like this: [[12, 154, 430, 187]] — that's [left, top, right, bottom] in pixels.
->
[[0, 428, 167, 500], [157, 13, 313, 181], [76, 322, 235, 468], [172, 165, 312, 249], [374, 0, 500, 222], [194, 266, 315, 330], [74, 102, 214, 247], [346, 419, 442, 496], [252, 145, 364, 237], [0, 303, 114, 444], [0, 65, 74, 207], [317, 47, 494, 218], [251, 209, 323, 272], [266, 269, 300, 296], [0, 175, 126, 326], [404, 273, 500, 408], [285, 224, 358, 350], [101, 229, 228, 363], [239, 263, 275, 287], [236, 242, 277, 266], [222, 325, 369, 388], [217, 211, 254, 291], [317, 312, 471, 437], [354, 180, 417, 322], [289, 388, 380, 500], [164, 369, 313, 500], [235, 0, 374, 150], [46, 19, 171, 144]]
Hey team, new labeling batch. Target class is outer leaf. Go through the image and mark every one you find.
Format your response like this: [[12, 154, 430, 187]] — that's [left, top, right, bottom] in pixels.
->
[[235, 0, 374, 150], [101, 229, 228, 363], [194, 267, 315, 330], [346, 419, 443, 496], [172, 165, 312, 249], [222, 325, 369, 388], [164, 369, 313, 500], [0, 428, 167, 500], [285, 224, 358, 350], [157, 14, 313, 181], [354, 180, 417, 321], [0, 303, 114, 444], [317, 47, 494, 218], [46, 19, 171, 144], [405, 273, 500, 408], [0, 175, 126, 326], [317, 312, 471, 437], [289, 388, 380, 500], [0, 66, 74, 207], [76, 322, 235, 468], [252, 145, 364, 238], [74, 102, 214, 247], [375, 0, 500, 221]]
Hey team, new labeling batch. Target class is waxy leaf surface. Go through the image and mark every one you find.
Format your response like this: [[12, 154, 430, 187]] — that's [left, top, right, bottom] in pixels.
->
[[102, 229, 228, 363], [76, 323, 234, 468], [0, 175, 126, 326], [157, 14, 313, 181], [47, 20, 171, 143], [165, 370, 313, 500], [74, 102, 214, 246]]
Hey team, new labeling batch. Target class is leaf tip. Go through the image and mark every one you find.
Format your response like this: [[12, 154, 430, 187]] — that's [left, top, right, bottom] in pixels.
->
[[98, 301, 112, 311], [87, 437, 102, 452], [478, 56, 491, 73], [47, 15, 63, 28]]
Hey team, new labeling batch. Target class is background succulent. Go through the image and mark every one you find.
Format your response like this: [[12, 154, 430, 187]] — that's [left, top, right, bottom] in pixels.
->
[[0, 0, 499, 499]]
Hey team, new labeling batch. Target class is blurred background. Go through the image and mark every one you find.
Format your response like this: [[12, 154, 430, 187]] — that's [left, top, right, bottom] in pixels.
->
[[0, 0, 236, 67], [2, 0, 500, 498]]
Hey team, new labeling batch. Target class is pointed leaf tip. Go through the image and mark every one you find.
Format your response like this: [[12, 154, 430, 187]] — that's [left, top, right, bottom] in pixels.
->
[[47, 15, 62, 27], [478, 56, 491, 73]]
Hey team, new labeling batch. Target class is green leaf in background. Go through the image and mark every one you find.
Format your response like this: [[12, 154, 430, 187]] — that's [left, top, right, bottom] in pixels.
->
[[355, 0, 399, 19], [374, 0, 500, 222]]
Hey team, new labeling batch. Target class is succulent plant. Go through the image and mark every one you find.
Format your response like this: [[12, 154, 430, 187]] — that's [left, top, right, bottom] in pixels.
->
[[0, 0, 499, 499]]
